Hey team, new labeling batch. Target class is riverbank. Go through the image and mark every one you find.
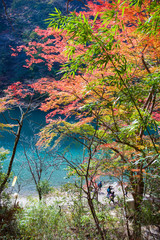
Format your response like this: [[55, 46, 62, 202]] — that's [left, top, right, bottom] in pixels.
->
[[11, 182, 128, 207], [9, 182, 160, 240]]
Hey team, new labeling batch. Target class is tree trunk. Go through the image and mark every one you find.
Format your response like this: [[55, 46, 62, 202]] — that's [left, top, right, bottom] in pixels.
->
[[0, 113, 24, 196], [87, 191, 105, 240], [121, 182, 132, 240], [38, 188, 42, 201], [132, 175, 144, 240]]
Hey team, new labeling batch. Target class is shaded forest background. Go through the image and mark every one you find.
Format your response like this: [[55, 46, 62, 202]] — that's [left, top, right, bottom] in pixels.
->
[[0, 0, 85, 92]]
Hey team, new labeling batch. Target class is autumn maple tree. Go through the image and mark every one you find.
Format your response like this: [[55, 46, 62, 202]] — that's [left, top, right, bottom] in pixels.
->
[[10, 0, 160, 239]]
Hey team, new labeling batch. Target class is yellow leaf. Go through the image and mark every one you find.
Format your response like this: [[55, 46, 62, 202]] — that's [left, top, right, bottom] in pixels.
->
[[12, 176, 17, 187]]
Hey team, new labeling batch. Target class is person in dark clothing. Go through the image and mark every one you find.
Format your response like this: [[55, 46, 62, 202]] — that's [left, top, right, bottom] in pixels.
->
[[110, 191, 115, 204], [107, 186, 112, 198], [98, 181, 102, 191]]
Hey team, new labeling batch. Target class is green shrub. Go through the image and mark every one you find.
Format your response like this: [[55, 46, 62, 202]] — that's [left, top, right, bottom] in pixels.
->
[[37, 179, 51, 197], [0, 197, 22, 239], [17, 202, 77, 240], [60, 182, 77, 192]]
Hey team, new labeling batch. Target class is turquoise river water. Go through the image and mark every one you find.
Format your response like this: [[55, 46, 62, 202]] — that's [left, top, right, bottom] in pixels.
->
[[0, 108, 85, 195]]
